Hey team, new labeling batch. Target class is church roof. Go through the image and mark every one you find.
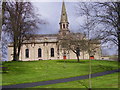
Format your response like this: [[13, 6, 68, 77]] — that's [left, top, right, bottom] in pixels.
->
[[34, 34, 58, 38], [28, 34, 58, 43]]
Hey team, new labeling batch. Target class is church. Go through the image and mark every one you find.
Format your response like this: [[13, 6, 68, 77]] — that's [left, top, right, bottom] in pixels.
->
[[8, 1, 101, 61]]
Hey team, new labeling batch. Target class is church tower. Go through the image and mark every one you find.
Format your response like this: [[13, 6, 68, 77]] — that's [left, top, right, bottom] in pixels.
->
[[59, 1, 70, 36]]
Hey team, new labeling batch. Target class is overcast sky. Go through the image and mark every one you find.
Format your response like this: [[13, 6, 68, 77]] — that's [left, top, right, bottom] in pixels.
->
[[32, 2, 81, 34]]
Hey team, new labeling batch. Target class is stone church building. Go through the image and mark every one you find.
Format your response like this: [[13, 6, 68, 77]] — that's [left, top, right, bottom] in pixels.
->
[[8, 1, 101, 61]]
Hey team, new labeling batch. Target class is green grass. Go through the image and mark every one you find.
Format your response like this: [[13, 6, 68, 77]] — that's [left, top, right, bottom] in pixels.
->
[[1, 59, 119, 86], [32, 72, 119, 88]]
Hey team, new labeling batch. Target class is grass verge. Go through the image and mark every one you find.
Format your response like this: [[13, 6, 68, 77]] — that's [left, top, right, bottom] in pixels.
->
[[2, 59, 119, 86]]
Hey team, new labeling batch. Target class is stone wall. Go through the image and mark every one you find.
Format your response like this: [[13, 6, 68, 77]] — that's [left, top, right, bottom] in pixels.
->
[[8, 42, 101, 61]]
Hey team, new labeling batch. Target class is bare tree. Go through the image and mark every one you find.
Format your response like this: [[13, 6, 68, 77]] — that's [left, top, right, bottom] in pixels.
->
[[95, 2, 120, 62], [77, 2, 120, 62], [59, 33, 87, 62], [0, 1, 2, 62], [76, 2, 102, 89], [76, 1, 120, 89], [59, 32, 99, 63], [0, 1, 1, 36], [2, 0, 43, 61]]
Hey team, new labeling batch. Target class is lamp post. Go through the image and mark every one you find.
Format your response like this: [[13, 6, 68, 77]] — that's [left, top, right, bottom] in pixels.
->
[[89, 50, 95, 90]]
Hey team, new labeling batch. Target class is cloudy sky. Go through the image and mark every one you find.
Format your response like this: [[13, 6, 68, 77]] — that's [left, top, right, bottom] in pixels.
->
[[32, 2, 81, 34]]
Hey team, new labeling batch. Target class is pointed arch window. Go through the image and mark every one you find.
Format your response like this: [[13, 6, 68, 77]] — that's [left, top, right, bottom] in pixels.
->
[[25, 49, 29, 58], [67, 24, 68, 28], [38, 48, 42, 57], [63, 24, 65, 28], [60, 24, 62, 29], [51, 48, 54, 57]]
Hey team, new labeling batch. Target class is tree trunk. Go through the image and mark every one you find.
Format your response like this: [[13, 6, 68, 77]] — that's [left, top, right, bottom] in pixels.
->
[[13, 41, 17, 61], [13, 37, 19, 61], [76, 54, 80, 62], [118, 35, 120, 62], [17, 43, 21, 61]]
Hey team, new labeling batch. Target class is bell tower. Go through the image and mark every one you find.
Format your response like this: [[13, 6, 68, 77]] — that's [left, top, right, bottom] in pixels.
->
[[59, 1, 70, 36]]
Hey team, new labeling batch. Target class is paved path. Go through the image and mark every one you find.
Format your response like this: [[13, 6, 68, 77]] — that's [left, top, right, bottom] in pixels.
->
[[2, 69, 120, 88]]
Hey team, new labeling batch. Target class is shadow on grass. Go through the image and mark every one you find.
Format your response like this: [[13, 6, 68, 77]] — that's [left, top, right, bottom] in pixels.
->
[[2, 60, 42, 64], [56, 60, 89, 63], [94, 64, 118, 71]]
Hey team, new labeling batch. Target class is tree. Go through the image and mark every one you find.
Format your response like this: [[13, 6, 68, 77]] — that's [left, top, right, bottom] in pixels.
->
[[59, 33, 89, 62], [77, 2, 120, 62], [76, 2, 120, 89], [76, 2, 102, 89], [97, 2, 120, 62], [0, 1, 2, 62], [2, 0, 42, 61]]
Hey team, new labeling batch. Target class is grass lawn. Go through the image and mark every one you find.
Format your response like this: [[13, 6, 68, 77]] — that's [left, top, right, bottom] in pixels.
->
[[32, 72, 119, 88], [1, 59, 119, 86]]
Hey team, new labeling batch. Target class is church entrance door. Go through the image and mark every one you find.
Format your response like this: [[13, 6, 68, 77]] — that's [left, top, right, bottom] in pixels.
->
[[63, 56, 66, 60], [90, 56, 94, 59]]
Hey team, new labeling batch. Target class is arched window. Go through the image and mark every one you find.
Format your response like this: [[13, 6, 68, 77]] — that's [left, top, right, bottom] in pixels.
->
[[60, 24, 62, 29], [25, 49, 29, 58], [51, 48, 54, 57], [67, 24, 68, 28], [63, 24, 65, 28], [38, 48, 42, 57]]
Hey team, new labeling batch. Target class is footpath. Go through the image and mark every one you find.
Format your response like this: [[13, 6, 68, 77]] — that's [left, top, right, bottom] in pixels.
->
[[2, 69, 120, 88]]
